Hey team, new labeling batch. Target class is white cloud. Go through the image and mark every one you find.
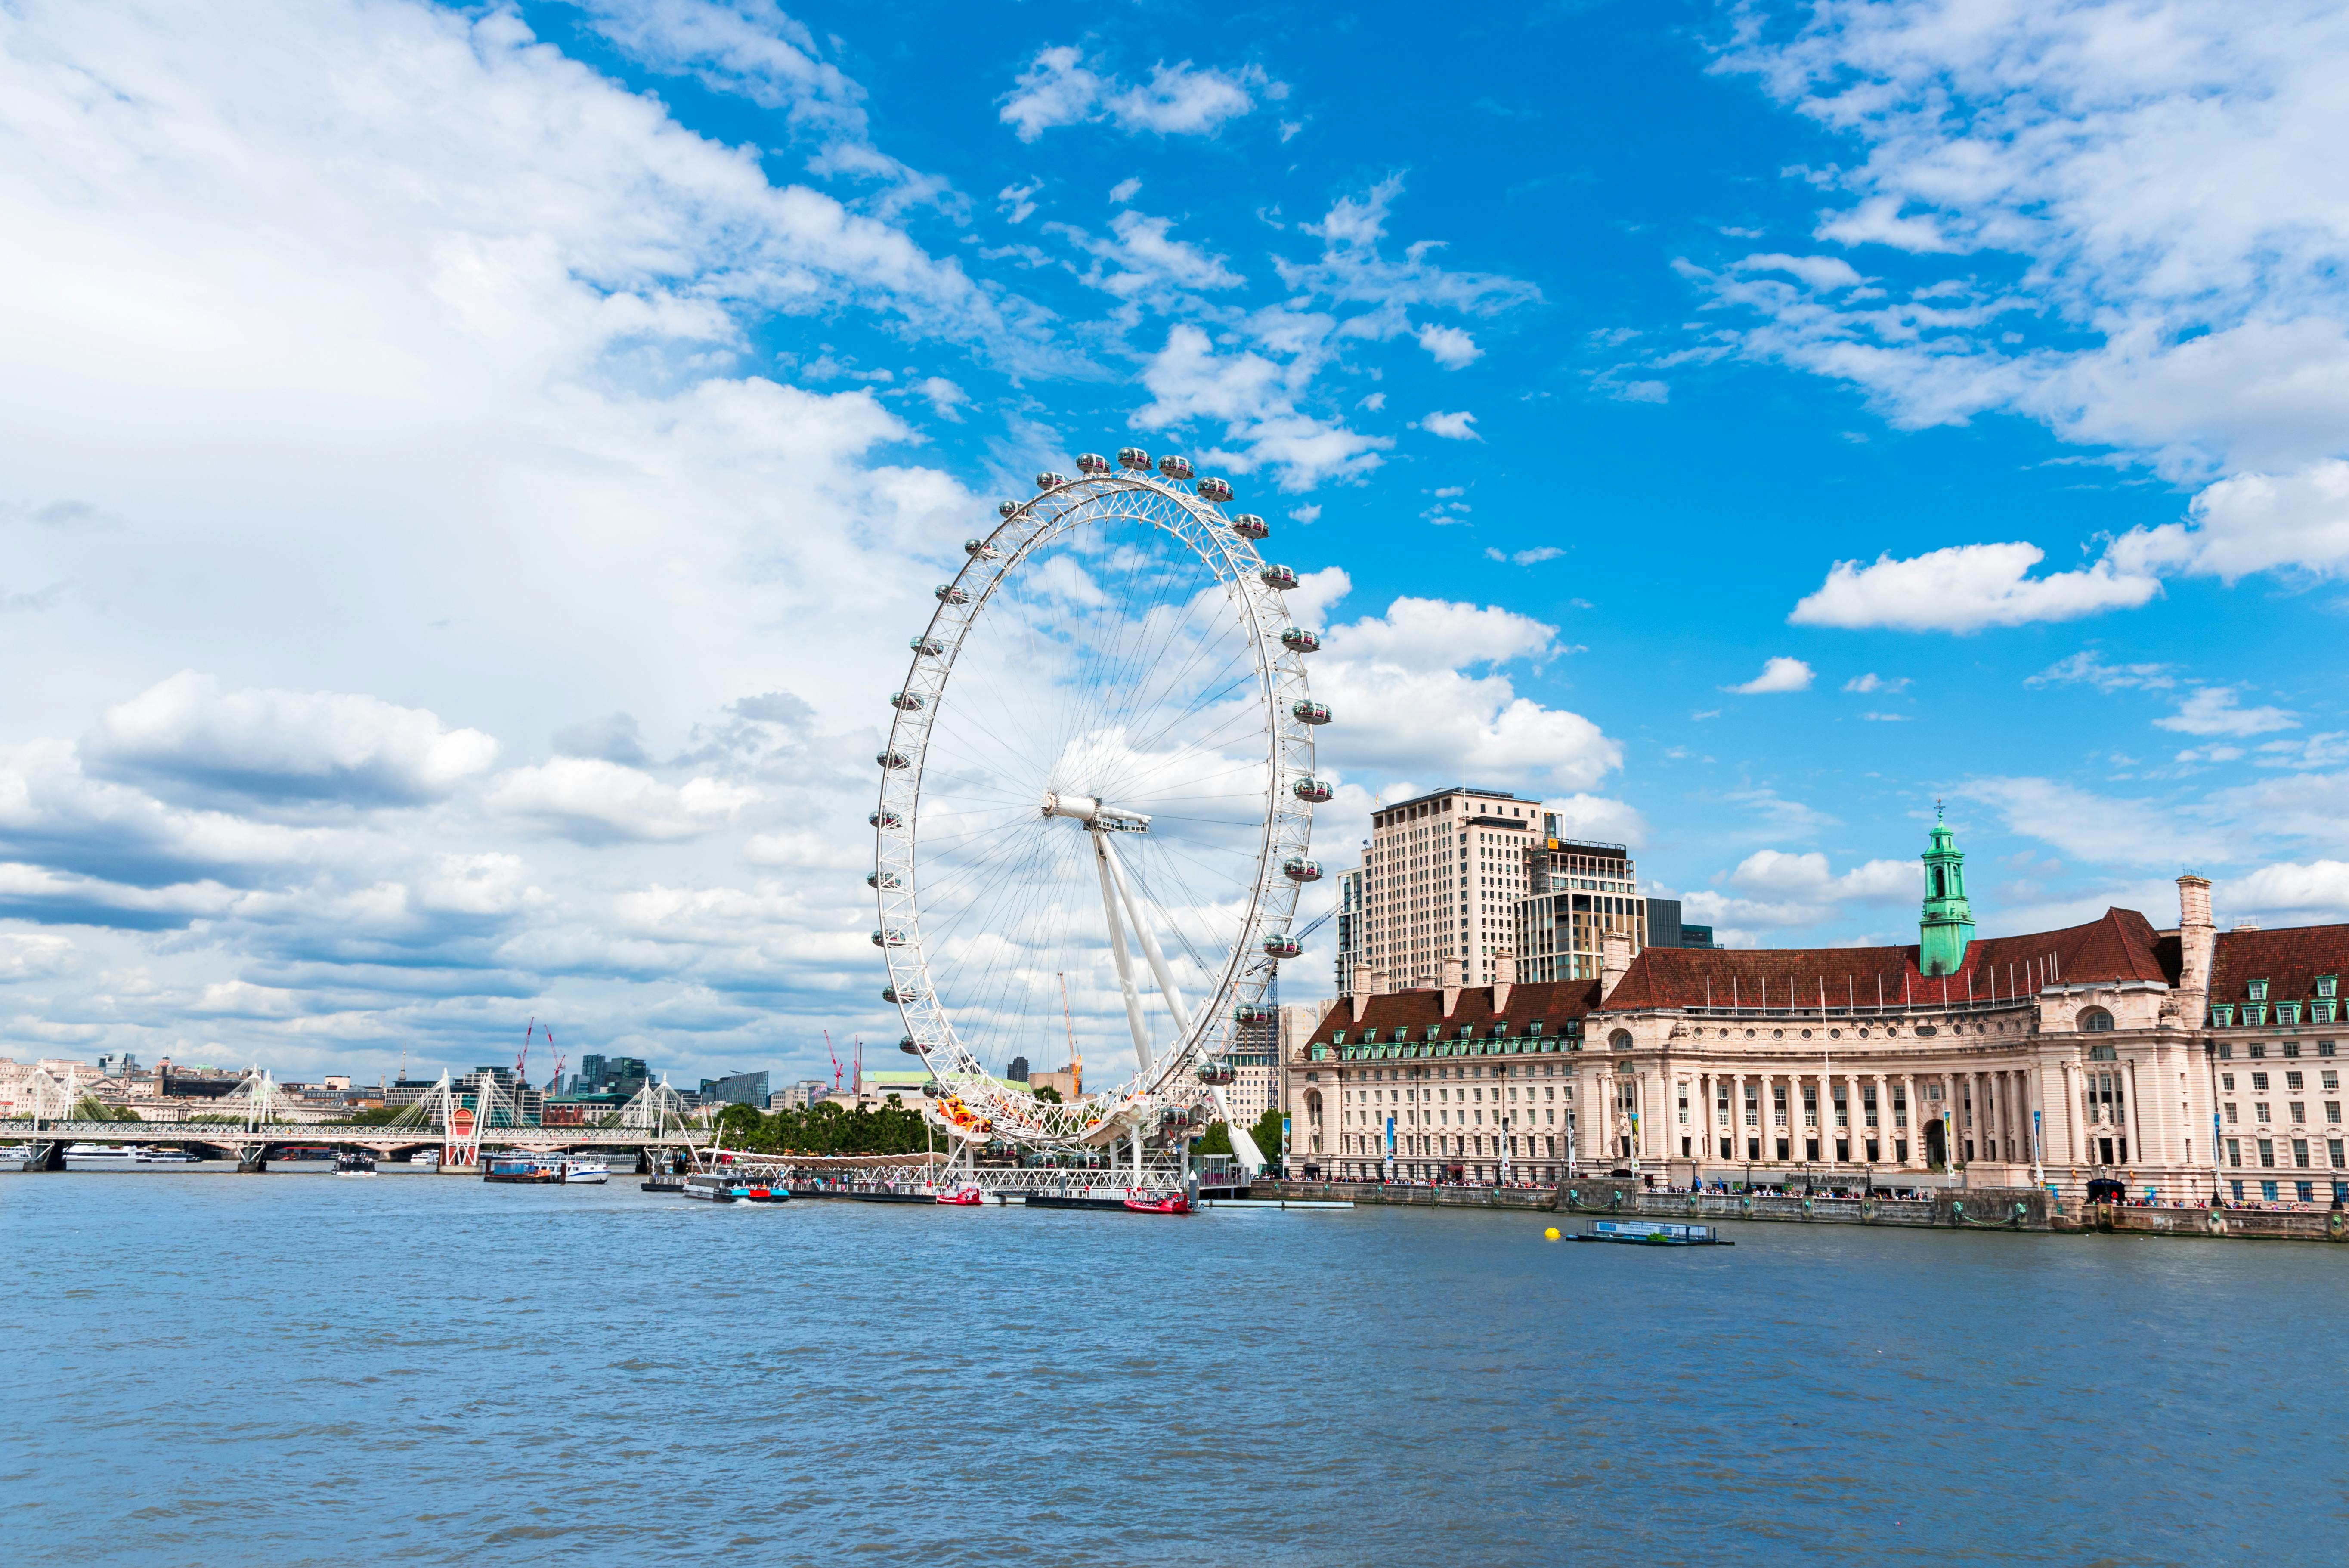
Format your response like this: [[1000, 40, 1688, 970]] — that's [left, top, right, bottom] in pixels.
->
[[1000, 47, 1269, 142], [1066, 210, 1244, 302], [1789, 543, 2160, 631], [2026, 651, 2176, 692], [2225, 859, 2349, 921], [1307, 592, 1622, 792], [1677, 848, 1919, 941], [487, 758, 759, 844], [2108, 459, 2349, 583], [1613, 380, 1670, 403], [1486, 546, 1563, 566], [2153, 687, 2298, 737], [1842, 672, 1910, 693], [1137, 323, 1390, 490], [87, 671, 498, 806], [1417, 323, 1480, 368], [1710, 2, 2349, 593], [1725, 656, 1814, 694], [1732, 252, 1864, 291], [1420, 410, 1479, 441], [1109, 177, 1141, 204]]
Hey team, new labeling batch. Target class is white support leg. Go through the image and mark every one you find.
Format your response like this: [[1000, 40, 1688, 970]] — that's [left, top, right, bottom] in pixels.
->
[[1092, 833, 1154, 1075], [1211, 1085, 1267, 1176], [1098, 833, 1192, 1035]]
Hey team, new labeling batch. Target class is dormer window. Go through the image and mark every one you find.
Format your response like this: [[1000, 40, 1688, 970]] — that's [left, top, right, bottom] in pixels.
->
[[2278, 1002, 2303, 1026], [2210, 1005, 2236, 1027], [2246, 1004, 2269, 1027], [2247, 979, 2269, 1002], [1529, 1020, 1544, 1035], [2318, 975, 2339, 1000], [1359, 1030, 1377, 1044], [2316, 1001, 2339, 1024]]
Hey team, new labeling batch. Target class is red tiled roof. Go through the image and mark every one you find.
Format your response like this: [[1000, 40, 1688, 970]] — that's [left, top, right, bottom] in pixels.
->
[[1305, 979, 1600, 1045], [2209, 926, 2349, 1003], [1603, 907, 2178, 1011]]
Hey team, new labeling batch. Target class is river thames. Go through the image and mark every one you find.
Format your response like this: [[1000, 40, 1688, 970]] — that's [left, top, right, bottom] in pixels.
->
[[5, 1173, 2341, 1564]]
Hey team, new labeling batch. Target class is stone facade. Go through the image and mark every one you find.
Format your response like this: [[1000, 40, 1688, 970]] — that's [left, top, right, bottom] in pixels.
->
[[1283, 825, 2349, 1204]]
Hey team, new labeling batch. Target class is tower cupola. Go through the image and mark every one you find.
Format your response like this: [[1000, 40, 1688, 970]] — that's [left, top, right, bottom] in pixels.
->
[[1919, 802, 1975, 977]]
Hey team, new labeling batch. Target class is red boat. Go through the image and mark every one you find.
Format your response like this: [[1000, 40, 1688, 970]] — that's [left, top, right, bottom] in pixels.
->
[[1122, 1192, 1194, 1215], [935, 1186, 984, 1206]]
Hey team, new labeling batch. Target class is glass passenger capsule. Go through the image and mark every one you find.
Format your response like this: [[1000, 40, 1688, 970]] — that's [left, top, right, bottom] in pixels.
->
[[921, 1079, 944, 1097], [1197, 476, 1234, 504], [1291, 700, 1331, 725], [1233, 1002, 1275, 1024], [899, 1035, 921, 1053], [871, 929, 906, 947], [1231, 513, 1268, 540], [1195, 1060, 1236, 1086], [910, 636, 944, 656], [1259, 564, 1298, 590], [1291, 777, 1333, 803], [1263, 935, 1303, 959], [883, 986, 921, 1004], [935, 584, 967, 604], [1035, 471, 1069, 490], [866, 871, 901, 889], [870, 810, 901, 829], [964, 538, 999, 558], [1118, 446, 1152, 471], [1077, 452, 1108, 474], [1281, 857, 1323, 883], [890, 691, 923, 711], [998, 501, 1018, 519], [1280, 627, 1322, 653], [1157, 454, 1193, 481], [877, 750, 910, 769]]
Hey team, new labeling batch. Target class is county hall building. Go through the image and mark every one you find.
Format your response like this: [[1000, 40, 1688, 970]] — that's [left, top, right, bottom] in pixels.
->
[[1285, 814, 2349, 1203]]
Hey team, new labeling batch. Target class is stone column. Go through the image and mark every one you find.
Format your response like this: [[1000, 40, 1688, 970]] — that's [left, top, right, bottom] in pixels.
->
[[1902, 1073, 1919, 1167]]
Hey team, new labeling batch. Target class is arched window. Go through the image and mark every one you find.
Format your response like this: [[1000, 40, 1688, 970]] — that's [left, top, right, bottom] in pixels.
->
[[2079, 1008, 2114, 1033], [1608, 1029, 1633, 1051]]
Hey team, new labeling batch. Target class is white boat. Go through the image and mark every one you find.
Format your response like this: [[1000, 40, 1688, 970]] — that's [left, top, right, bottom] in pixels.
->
[[335, 1150, 378, 1177], [142, 1147, 201, 1163], [681, 1172, 740, 1203], [65, 1143, 141, 1165], [560, 1157, 609, 1185], [407, 1150, 442, 1168]]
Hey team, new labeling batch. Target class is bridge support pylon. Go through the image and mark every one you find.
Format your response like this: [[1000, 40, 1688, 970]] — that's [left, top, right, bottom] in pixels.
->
[[237, 1145, 269, 1174]]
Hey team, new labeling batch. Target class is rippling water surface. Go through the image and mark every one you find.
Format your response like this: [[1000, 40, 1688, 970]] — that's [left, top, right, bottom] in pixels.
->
[[4, 1172, 2343, 1564]]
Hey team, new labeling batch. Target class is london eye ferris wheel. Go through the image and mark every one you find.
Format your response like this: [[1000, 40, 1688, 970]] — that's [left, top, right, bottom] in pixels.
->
[[869, 447, 1328, 1163]]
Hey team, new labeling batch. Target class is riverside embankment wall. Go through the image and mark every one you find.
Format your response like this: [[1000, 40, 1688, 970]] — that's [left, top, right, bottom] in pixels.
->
[[1248, 1179, 2349, 1243]]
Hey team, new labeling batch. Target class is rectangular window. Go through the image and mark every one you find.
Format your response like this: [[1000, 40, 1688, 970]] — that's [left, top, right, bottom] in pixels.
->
[[2287, 1070, 2305, 1089], [2249, 979, 2269, 1001], [2253, 1071, 2270, 1090], [2322, 975, 2340, 1000], [2251, 1043, 2267, 1058], [2330, 1102, 2343, 1123], [2293, 1139, 2311, 1168], [1832, 1086, 1849, 1128], [2259, 1140, 2275, 1168], [2231, 1179, 2244, 1200], [2291, 1101, 2307, 1123], [2256, 1103, 2272, 1122], [2218, 1042, 2234, 1059], [1802, 1086, 1818, 1127], [2211, 1006, 2235, 1027], [2222, 1073, 2235, 1090], [2247, 1005, 2269, 1027], [2225, 1104, 2238, 1123], [2279, 1002, 2303, 1026], [2331, 1140, 2345, 1169], [2226, 1138, 2241, 1167], [2262, 1180, 2279, 1201]]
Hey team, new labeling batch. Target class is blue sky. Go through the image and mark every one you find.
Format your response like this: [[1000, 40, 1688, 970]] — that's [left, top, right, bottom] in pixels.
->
[[3, 0, 2346, 1086]]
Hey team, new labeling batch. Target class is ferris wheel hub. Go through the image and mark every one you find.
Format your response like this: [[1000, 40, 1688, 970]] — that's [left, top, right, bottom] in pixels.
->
[[1040, 791, 1151, 833]]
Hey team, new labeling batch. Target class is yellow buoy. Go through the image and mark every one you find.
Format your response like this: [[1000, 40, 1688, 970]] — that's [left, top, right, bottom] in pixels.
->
[[1543, 1226, 1560, 1241]]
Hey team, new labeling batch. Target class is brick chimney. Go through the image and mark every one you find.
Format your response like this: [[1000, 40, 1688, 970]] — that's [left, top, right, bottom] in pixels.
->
[[2176, 873, 2215, 1016], [1440, 983, 1462, 1018], [1492, 949, 1515, 1016], [1350, 964, 1372, 1022], [1600, 931, 1633, 1005]]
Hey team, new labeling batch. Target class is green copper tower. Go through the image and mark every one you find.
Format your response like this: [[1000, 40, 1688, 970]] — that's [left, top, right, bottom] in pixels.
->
[[1918, 803, 1975, 976]]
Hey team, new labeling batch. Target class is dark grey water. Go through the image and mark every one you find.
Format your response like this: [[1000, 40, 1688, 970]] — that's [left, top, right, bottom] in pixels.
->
[[4, 1174, 2343, 1565]]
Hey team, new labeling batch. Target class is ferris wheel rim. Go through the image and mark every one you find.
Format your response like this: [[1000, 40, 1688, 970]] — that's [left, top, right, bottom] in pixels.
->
[[869, 464, 1320, 1151]]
